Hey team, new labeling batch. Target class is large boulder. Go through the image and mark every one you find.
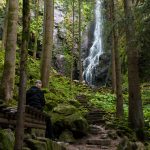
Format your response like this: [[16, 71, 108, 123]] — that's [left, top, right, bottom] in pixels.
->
[[51, 104, 89, 139], [25, 138, 66, 150], [0, 129, 15, 150], [25, 139, 47, 150]]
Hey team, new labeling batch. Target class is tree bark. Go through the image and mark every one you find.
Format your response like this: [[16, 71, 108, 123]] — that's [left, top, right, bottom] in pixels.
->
[[0, 0, 18, 102], [71, 0, 75, 83], [111, 0, 124, 117], [109, 1, 116, 93], [78, 0, 83, 83], [41, 0, 54, 88], [33, 0, 39, 59], [124, 0, 144, 129], [14, 0, 30, 149], [1, 0, 9, 50]]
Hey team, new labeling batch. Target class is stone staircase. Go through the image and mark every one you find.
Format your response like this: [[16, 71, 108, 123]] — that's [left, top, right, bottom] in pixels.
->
[[65, 95, 120, 150], [66, 124, 119, 150], [76, 94, 108, 124], [86, 109, 106, 124]]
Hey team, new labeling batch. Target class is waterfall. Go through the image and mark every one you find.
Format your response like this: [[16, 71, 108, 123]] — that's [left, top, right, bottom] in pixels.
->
[[83, 0, 103, 85]]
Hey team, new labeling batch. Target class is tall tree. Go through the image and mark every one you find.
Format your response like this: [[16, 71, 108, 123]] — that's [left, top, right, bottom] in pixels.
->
[[111, 0, 124, 117], [41, 0, 54, 88], [71, 0, 75, 83], [14, 0, 30, 149], [1, 0, 9, 50], [124, 0, 144, 129], [109, 0, 116, 93], [78, 0, 83, 82], [33, 0, 39, 59], [0, 0, 19, 101]]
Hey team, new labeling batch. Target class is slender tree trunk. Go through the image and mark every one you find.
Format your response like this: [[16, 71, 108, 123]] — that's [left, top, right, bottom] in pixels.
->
[[78, 0, 83, 82], [71, 0, 75, 83], [0, 0, 18, 102], [14, 0, 30, 149], [111, 0, 124, 117], [124, 0, 144, 129], [109, 1, 116, 93], [41, 0, 54, 88], [33, 0, 39, 59], [1, 0, 9, 50]]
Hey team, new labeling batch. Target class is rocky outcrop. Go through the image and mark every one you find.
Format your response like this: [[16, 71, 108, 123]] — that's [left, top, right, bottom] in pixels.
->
[[89, 52, 111, 87], [25, 137, 66, 150], [50, 104, 89, 140]]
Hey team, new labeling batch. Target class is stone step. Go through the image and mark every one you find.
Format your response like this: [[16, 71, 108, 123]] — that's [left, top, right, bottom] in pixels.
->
[[89, 129, 104, 135], [87, 111, 106, 115], [85, 145, 100, 150], [87, 119, 106, 124], [99, 134, 108, 139], [100, 146, 109, 149], [86, 139, 111, 146], [86, 115, 104, 118], [87, 112, 105, 116]]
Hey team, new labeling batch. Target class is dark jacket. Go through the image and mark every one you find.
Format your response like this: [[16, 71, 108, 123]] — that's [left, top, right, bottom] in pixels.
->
[[26, 86, 45, 110]]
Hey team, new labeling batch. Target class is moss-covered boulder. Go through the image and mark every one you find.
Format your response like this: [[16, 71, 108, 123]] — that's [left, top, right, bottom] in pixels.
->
[[25, 139, 47, 150], [26, 137, 66, 150], [59, 130, 75, 143], [51, 104, 89, 139], [64, 112, 89, 138], [53, 104, 77, 116], [0, 129, 15, 150]]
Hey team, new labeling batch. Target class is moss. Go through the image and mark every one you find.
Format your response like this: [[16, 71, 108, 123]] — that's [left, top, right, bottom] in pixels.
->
[[0, 129, 15, 150], [25, 139, 47, 150], [65, 112, 89, 134], [53, 104, 77, 115], [59, 130, 75, 143]]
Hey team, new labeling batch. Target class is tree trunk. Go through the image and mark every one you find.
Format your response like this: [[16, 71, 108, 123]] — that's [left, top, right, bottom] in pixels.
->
[[71, 0, 75, 83], [0, 0, 18, 102], [14, 0, 30, 149], [111, 0, 124, 117], [109, 1, 116, 93], [1, 0, 9, 50], [78, 0, 83, 83], [41, 0, 54, 88], [124, 0, 144, 129], [33, 0, 39, 59]]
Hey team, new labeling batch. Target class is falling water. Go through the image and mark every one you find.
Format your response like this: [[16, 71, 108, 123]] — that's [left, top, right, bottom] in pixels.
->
[[83, 0, 103, 85]]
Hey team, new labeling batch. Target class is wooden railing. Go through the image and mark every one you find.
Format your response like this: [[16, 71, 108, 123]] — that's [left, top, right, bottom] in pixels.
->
[[0, 105, 46, 129]]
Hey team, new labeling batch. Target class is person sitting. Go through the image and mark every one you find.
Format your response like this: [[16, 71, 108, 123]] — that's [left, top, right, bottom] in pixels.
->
[[26, 80, 54, 139]]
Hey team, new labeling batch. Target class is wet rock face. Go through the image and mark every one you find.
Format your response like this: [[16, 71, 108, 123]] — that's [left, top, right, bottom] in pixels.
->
[[82, 22, 95, 60], [54, 3, 66, 51], [93, 53, 111, 87], [83, 52, 111, 87], [54, 54, 65, 75]]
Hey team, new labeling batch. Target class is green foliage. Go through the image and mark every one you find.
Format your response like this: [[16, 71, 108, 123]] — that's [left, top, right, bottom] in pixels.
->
[[0, 50, 4, 78], [27, 56, 40, 85], [0, 129, 15, 150], [90, 92, 116, 112]]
